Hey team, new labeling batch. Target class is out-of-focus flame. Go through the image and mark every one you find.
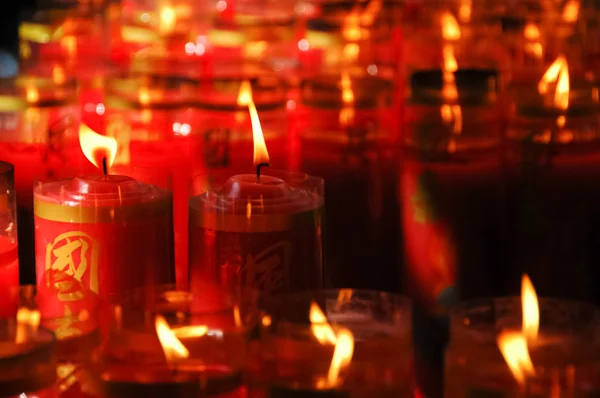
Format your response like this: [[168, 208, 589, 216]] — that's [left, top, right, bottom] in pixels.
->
[[441, 11, 461, 41], [53, 65, 66, 85], [524, 23, 543, 59], [498, 274, 539, 385], [79, 124, 118, 171], [61, 36, 77, 58], [16, 307, 41, 343], [155, 315, 190, 365], [139, 87, 151, 106], [233, 305, 242, 327], [26, 86, 39, 103], [326, 328, 354, 387], [538, 56, 570, 111], [237, 80, 270, 167], [441, 25, 462, 135], [497, 331, 535, 385], [458, 0, 472, 23], [310, 301, 337, 345], [159, 5, 177, 34], [339, 72, 355, 126], [563, 0, 580, 23], [522, 274, 539, 340], [172, 325, 209, 338]]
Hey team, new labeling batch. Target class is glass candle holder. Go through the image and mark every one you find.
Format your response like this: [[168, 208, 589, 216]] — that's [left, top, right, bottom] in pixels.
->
[[446, 297, 600, 396], [89, 284, 257, 397], [33, 167, 175, 301], [104, 73, 202, 289], [0, 316, 57, 397], [249, 289, 413, 397], [194, 70, 288, 171], [189, 168, 324, 299], [0, 76, 85, 285], [503, 56, 600, 305], [293, 71, 400, 292], [0, 162, 19, 297]]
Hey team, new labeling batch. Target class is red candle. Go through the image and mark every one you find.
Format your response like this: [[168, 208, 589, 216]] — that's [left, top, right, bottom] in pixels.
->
[[189, 82, 324, 297], [34, 126, 174, 300]]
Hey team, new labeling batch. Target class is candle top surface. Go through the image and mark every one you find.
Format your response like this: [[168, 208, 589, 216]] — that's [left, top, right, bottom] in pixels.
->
[[34, 174, 168, 207], [194, 172, 323, 215]]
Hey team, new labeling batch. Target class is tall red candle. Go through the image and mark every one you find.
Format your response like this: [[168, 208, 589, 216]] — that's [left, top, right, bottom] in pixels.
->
[[34, 126, 174, 300], [189, 82, 324, 298]]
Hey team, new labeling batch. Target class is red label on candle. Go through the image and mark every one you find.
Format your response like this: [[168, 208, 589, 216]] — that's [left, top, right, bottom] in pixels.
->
[[35, 214, 174, 299]]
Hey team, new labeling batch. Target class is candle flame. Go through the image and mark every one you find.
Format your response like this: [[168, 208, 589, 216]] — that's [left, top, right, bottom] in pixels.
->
[[339, 72, 355, 126], [441, 37, 462, 135], [159, 5, 177, 34], [562, 0, 579, 23], [441, 11, 461, 41], [538, 56, 570, 110], [497, 274, 539, 385], [155, 315, 190, 365], [310, 301, 337, 345], [26, 86, 39, 103], [522, 274, 539, 340], [53, 65, 66, 85], [16, 307, 41, 343], [524, 23, 541, 40], [524, 23, 543, 59], [79, 124, 118, 172], [326, 328, 354, 387], [497, 331, 536, 385], [171, 325, 209, 339], [458, 0, 472, 23], [237, 80, 270, 167]]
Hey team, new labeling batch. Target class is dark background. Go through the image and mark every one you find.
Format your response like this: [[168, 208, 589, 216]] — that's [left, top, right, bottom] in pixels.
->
[[2, 1, 36, 56]]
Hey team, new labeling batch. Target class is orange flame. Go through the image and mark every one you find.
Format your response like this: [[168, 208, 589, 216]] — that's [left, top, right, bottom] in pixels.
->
[[326, 328, 354, 387], [310, 301, 337, 345], [538, 56, 570, 110], [155, 315, 189, 365], [26, 86, 39, 103], [458, 0, 472, 23], [159, 5, 177, 34], [16, 307, 41, 344], [53, 65, 66, 85], [172, 325, 209, 339], [497, 274, 539, 385], [79, 124, 118, 172], [562, 0, 579, 23], [441, 28, 462, 135], [441, 11, 461, 41], [524, 23, 543, 59], [237, 81, 270, 167]]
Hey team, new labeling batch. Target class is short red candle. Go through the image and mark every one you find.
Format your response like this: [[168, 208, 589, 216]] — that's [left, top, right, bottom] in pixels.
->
[[34, 173, 174, 300], [189, 170, 324, 297]]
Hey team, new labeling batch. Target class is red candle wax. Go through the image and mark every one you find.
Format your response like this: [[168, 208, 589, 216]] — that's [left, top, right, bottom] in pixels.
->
[[34, 173, 174, 300], [189, 171, 324, 297]]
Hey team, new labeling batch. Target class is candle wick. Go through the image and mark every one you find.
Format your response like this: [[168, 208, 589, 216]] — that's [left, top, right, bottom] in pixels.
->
[[256, 162, 270, 183], [102, 157, 108, 177]]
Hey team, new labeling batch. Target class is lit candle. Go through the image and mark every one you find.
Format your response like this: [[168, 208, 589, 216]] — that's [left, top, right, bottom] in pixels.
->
[[189, 81, 324, 298], [33, 125, 174, 300], [446, 274, 600, 395]]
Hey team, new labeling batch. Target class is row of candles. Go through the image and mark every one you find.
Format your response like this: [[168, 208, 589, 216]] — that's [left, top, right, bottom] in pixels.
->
[[2, 274, 600, 396], [5, 0, 600, 396]]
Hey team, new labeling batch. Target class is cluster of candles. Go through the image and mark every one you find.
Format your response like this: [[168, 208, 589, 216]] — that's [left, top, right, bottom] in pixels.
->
[[2, 0, 600, 396]]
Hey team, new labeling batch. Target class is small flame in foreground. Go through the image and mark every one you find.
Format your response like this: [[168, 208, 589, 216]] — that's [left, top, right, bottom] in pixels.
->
[[498, 274, 539, 385], [16, 307, 41, 344], [497, 331, 535, 385], [237, 81, 270, 167], [155, 315, 190, 365], [538, 55, 570, 110], [310, 302, 355, 388], [79, 125, 118, 173], [522, 274, 539, 340], [563, 0, 580, 23], [310, 302, 337, 345], [326, 328, 354, 388]]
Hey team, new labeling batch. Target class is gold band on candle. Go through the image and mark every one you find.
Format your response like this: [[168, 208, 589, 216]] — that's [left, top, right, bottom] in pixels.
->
[[34, 196, 172, 224], [190, 206, 323, 233]]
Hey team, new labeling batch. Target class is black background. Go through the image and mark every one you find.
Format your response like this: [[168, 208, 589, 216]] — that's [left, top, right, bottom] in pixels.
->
[[2, 1, 36, 55]]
